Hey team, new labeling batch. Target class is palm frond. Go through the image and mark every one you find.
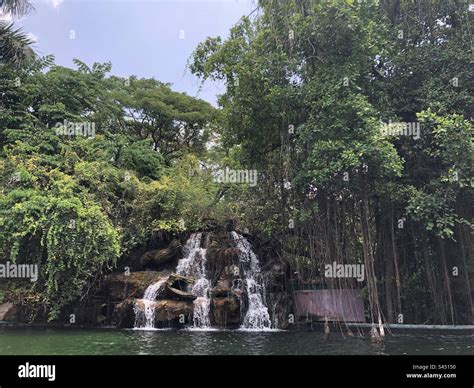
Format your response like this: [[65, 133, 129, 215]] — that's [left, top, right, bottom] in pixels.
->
[[0, 0, 33, 18], [0, 20, 35, 67]]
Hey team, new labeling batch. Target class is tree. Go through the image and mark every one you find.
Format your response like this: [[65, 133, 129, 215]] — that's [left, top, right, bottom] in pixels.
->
[[0, 0, 35, 67], [0, 57, 219, 321], [0, 0, 33, 17], [108, 76, 216, 164], [191, 0, 473, 326]]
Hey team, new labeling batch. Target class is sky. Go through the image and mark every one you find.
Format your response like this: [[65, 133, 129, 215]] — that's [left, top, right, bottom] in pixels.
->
[[7, 0, 257, 105]]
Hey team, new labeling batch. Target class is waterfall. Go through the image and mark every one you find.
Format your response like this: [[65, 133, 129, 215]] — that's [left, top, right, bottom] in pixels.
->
[[133, 278, 167, 329], [134, 231, 273, 330], [231, 231, 272, 330], [176, 233, 212, 329]]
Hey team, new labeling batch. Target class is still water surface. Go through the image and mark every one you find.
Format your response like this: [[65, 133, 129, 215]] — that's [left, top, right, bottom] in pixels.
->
[[0, 326, 473, 355]]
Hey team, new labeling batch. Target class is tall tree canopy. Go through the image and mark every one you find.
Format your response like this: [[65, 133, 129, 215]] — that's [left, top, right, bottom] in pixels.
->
[[0, 57, 218, 320], [191, 0, 473, 325]]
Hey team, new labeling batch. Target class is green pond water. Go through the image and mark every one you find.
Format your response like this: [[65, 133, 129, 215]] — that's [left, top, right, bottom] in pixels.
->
[[0, 326, 473, 355]]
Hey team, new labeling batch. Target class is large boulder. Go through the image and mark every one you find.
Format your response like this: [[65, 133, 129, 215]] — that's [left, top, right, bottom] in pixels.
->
[[211, 296, 241, 327], [140, 239, 182, 270], [0, 302, 17, 322], [206, 248, 240, 274], [105, 271, 168, 301], [161, 274, 196, 301], [113, 299, 136, 328], [210, 263, 243, 298], [134, 299, 194, 327], [210, 278, 231, 298]]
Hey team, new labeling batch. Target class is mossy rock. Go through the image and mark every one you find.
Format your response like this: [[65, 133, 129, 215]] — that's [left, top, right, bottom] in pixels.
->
[[105, 271, 169, 301]]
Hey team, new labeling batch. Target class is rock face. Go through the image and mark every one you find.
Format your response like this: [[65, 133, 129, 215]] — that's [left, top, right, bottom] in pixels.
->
[[109, 272, 196, 328], [140, 239, 182, 270], [210, 278, 232, 298], [85, 229, 289, 329], [211, 296, 241, 327], [161, 274, 195, 301], [262, 259, 292, 329], [205, 233, 246, 328], [209, 265, 244, 328], [0, 302, 17, 322], [113, 299, 136, 328], [105, 271, 169, 301], [206, 247, 240, 269], [134, 299, 193, 327]]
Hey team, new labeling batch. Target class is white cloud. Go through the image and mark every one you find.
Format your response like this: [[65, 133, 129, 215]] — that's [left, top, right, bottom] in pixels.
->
[[49, 0, 64, 8]]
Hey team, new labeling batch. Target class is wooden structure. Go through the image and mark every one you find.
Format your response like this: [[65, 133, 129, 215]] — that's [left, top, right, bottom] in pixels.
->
[[294, 289, 365, 322]]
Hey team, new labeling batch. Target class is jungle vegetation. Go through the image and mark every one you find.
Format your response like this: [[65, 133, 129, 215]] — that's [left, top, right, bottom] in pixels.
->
[[0, 0, 472, 325]]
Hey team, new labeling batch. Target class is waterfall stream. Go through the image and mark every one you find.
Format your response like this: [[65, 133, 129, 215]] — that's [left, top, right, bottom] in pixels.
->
[[133, 278, 167, 329], [176, 232, 212, 329], [133, 233, 212, 329], [134, 231, 272, 330], [231, 231, 272, 330]]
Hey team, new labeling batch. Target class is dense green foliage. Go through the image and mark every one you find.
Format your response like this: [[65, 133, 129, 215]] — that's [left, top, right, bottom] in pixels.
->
[[0, 0, 472, 326], [191, 0, 473, 324], [0, 57, 218, 320]]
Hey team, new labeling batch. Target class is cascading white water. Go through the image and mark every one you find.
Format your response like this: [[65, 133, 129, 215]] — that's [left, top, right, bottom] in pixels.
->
[[176, 233, 211, 328], [133, 277, 167, 329], [231, 231, 272, 330], [134, 231, 272, 330]]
